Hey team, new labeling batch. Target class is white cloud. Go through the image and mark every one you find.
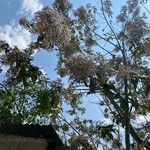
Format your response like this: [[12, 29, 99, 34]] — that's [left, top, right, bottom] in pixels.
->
[[135, 113, 150, 125], [0, 0, 43, 52], [102, 118, 112, 125], [21, 0, 43, 16], [0, 23, 32, 49]]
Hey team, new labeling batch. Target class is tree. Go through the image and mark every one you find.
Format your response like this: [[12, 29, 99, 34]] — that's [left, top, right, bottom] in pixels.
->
[[0, 0, 150, 149]]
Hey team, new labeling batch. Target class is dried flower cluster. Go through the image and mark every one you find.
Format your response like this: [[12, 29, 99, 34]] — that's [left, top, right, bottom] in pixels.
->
[[19, 17, 31, 30], [2, 47, 29, 65], [66, 53, 95, 82], [103, 0, 112, 17], [116, 65, 137, 80], [75, 6, 89, 23], [116, 6, 127, 23], [70, 135, 93, 149], [20, 7, 72, 49], [66, 53, 103, 82], [1, 47, 31, 85], [127, 0, 138, 13], [75, 4, 94, 24], [90, 54, 104, 63], [52, 0, 72, 15], [126, 18, 147, 43], [142, 38, 150, 55]]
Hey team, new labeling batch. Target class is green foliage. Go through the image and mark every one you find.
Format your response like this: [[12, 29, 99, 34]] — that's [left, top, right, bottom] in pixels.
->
[[98, 124, 115, 141]]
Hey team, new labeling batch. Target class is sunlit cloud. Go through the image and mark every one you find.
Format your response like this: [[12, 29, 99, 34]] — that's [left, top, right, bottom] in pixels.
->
[[0, 23, 31, 49], [0, 0, 44, 50], [20, 0, 43, 16]]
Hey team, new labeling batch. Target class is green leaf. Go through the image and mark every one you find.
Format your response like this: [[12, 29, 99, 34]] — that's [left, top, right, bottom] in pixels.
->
[[144, 84, 150, 97], [130, 98, 139, 110], [131, 77, 139, 91], [31, 73, 38, 82], [89, 78, 96, 93]]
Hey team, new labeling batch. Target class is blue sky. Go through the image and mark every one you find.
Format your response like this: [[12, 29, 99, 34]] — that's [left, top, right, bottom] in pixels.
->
[[0, 0, 149, 121]]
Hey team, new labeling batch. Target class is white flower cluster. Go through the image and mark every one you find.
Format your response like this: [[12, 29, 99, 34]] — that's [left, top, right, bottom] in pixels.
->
[[66, 53, 98, 82], [116, 65, 137, 80], [20, 7, 72, 49], [34, 7, 72, 48]]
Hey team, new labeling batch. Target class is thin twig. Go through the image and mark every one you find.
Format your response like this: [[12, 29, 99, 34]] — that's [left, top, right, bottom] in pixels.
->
[[59, 115, 81, 135]]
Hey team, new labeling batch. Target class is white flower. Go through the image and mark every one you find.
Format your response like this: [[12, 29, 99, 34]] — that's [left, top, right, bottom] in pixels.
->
[[66, 53, 95, 82]]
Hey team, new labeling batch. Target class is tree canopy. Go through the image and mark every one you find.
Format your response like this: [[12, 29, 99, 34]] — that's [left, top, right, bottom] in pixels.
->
[[0, 0, 150, 149]]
